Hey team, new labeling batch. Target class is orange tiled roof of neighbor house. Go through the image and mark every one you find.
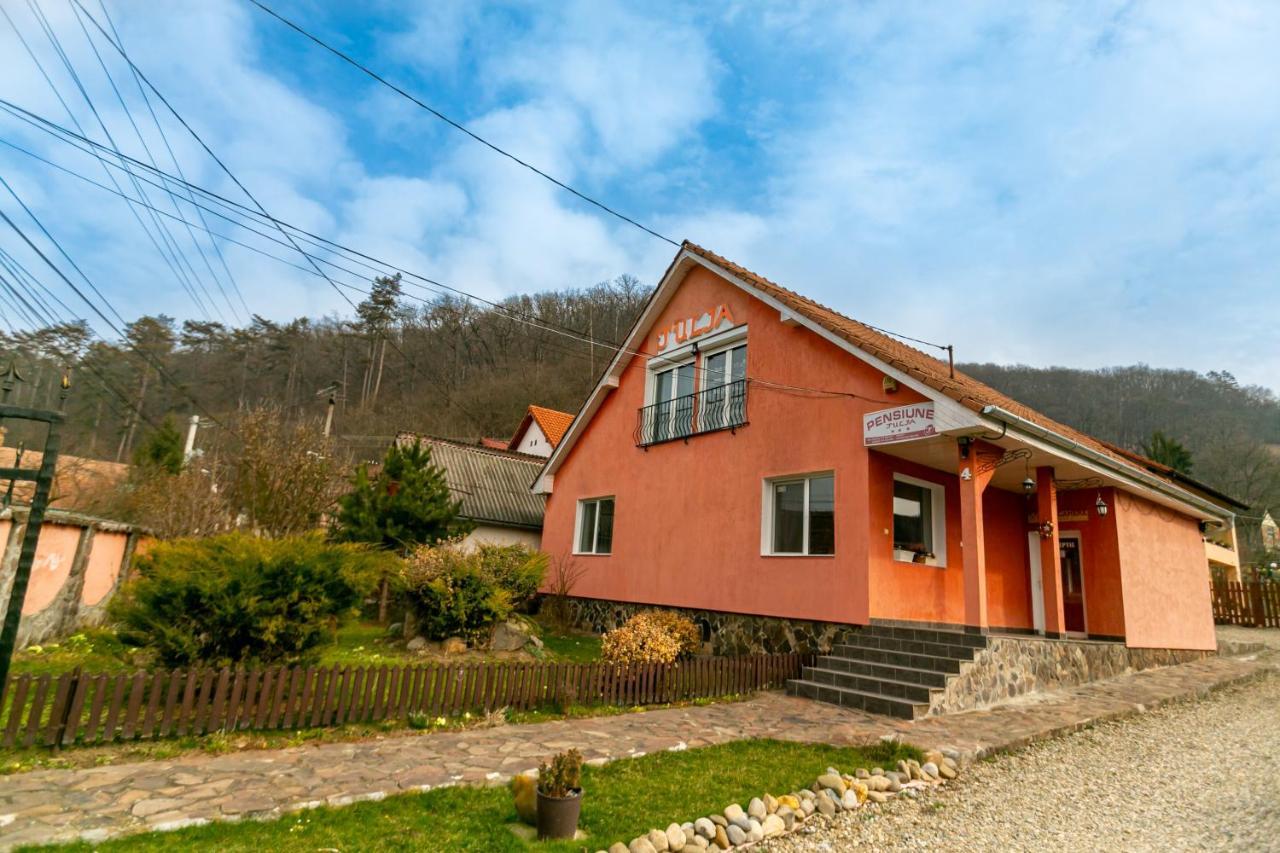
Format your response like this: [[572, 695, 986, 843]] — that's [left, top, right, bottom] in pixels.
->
[[479, 437, 509, 450], [524, 404, 576, 445], [680, 241, 1165, 487]]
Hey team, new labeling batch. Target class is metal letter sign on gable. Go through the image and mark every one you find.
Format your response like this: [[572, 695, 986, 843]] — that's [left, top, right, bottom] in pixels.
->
[[862, 402, 937, 446], [0, 362, 67, 706]]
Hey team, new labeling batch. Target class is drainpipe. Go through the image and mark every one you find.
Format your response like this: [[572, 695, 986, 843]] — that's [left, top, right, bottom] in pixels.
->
[[979, 405, 1232, 525]]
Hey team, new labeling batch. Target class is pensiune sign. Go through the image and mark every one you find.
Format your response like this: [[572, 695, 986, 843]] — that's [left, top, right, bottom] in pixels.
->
[[863, 402, 936, 446]]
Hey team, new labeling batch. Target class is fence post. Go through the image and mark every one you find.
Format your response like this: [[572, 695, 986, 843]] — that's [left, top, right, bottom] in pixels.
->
[[1250, 582, 1266, 628]]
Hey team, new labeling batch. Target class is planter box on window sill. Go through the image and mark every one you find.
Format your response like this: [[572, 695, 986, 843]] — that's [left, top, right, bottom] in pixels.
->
[[894, 548, 940, 567]]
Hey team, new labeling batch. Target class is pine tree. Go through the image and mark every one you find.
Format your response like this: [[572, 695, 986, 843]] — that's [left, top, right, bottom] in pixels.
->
[[133, 416, 185, 475], [1142, 430, 1194, 474], [332, 440, 472, 621]]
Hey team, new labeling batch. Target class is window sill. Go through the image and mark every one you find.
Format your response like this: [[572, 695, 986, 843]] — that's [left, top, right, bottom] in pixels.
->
[[572, 551, 612, 557], [893, 556, 945, 569], [761, 552, 836, 558]]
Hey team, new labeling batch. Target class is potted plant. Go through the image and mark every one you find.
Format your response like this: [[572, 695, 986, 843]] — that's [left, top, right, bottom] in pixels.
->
[[536, 748, 583, 840]]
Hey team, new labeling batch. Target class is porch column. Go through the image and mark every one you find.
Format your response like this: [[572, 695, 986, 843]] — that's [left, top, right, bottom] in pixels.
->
[[1036, 466, 1067, 637], [957, 440, 994, 631]]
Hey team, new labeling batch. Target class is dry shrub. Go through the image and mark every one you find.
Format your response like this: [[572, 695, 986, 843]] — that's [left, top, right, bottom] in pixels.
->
[[601, 610, 700, 665]]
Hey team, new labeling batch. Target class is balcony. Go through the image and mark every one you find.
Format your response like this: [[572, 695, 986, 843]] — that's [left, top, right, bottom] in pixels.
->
[[635, 379, 748, 447]]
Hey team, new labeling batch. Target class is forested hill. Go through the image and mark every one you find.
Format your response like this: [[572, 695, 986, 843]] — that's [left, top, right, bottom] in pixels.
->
[[960, 363, 1280, 515], [1, 274, 1275, 544]]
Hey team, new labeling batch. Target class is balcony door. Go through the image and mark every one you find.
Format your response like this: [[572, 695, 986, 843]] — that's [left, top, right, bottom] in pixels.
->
[[701, 343, 747, 431], [653, 361, 694, 441]]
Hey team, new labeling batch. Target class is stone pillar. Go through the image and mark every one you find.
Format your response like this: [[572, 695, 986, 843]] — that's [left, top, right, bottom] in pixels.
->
[[958, 440, 994, 632], [1036, 466, 1067, 637]]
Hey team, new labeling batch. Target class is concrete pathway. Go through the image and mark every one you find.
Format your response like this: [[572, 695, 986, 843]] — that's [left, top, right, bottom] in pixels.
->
[[0, 651, 1272, 849]]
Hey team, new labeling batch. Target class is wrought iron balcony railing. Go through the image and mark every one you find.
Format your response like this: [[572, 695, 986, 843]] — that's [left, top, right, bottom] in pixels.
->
[[634, 379, 748, 447]]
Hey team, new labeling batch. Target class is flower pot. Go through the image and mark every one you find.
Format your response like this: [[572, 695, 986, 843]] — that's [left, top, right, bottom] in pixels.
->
[[536, 788, 582, 840]]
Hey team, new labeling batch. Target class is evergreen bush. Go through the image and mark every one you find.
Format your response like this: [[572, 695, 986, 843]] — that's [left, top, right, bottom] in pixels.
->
[[475, 544, 547, 612], [109, 533, 388, 666], [402, 545, 512, 642]]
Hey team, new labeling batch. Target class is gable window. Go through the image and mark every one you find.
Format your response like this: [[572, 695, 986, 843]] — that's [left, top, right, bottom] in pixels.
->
[[652, 361, 695, 442], [576, 497, 614, 554], [764, 473, 834, 555], [892, 474, 946, 566], [700, 343, 747, 431]]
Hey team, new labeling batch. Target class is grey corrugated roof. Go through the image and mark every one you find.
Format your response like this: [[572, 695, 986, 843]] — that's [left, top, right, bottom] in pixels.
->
[[399, 435, 545, 530]]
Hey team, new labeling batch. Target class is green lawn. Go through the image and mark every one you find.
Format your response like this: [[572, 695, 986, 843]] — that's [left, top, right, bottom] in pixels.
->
[[39, 739, 920, 853], [9, 620, 600, 678]]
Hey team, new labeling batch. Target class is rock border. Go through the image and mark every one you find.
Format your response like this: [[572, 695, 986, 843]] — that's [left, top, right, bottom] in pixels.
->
[[594, 752, 959, 853]]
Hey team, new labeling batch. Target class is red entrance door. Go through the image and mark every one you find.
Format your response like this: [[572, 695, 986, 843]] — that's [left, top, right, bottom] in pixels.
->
[[1059, 537, 1085, 634]]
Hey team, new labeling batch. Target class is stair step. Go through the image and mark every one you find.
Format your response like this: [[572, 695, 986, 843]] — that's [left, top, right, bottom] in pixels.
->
[[786, 679, 927, 720], [802, 666, 936, 702], [862, 623, 989, 649], [834, 632, 979, 661], [812, 656, 950, 687], [829, 644, 965, 673]]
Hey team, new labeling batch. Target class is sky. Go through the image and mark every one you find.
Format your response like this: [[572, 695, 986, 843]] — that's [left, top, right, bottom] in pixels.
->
[[0, 1, 1277, 391]]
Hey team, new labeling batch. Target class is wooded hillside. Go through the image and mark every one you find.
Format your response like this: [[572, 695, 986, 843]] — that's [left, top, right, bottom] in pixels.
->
[[1, 277, 1275, 558]]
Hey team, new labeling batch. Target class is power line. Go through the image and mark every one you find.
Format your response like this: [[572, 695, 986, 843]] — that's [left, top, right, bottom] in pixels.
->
[[244, 0, 679, 248], [21, 0, 221, 323], [68, 0, 246, 325]]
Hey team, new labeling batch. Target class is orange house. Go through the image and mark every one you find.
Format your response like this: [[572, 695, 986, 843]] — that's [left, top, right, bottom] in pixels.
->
[[534, 243, 1230, 655]]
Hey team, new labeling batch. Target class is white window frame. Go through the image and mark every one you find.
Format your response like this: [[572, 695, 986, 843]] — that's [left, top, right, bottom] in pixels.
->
[[761, 471, 835, 557], [891, 473, 947, 567], [698, 329, 749, 432], [574, 496, 615, 555]]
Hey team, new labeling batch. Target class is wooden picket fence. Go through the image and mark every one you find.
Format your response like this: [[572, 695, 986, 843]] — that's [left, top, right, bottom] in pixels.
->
[[0, 653, 808, 750], [1210, 581, 1280, 628]]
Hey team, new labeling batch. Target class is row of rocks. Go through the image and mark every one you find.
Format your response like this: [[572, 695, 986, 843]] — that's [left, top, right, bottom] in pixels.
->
[[594, 752, 960, 853]]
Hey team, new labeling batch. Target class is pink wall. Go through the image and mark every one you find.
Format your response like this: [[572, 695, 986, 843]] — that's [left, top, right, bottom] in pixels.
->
[[543, 265, 900, 624], [22, 522, 83, 614], [80, 530, 128, 606], [983, 486, 1033, 630], [1114, 492, 1216, 650]]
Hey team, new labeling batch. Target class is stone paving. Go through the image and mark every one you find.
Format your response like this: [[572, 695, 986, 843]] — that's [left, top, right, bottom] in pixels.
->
[[0, 650, 1272, 849]]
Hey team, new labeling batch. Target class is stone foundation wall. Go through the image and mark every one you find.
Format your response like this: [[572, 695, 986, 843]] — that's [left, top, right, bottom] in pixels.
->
[[563, 597, 847, 656], [928, 635, 1213, 715]]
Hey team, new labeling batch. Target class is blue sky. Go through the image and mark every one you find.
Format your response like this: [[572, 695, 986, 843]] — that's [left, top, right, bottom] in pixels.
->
[[1, 1, 1277, 391]]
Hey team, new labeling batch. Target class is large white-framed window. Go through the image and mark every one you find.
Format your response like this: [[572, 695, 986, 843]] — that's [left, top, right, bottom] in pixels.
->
[[642, 357, 695, 443], [575, 496, 615, 555], [762, 472, 835, 556], [699, 340, 748, 431], [892, 474, 946, 566]]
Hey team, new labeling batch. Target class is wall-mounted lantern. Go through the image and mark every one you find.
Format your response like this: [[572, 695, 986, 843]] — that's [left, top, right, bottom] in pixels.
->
[[1038, 520, 1055, 539], [1095, 492, 1109, 517]]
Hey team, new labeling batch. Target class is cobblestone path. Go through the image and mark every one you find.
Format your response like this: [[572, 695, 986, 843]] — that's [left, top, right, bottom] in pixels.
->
[[0, 651, 1269, 849]]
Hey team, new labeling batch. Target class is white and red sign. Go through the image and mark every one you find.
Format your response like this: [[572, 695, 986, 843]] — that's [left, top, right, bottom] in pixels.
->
[[863, 402, 936, 446]]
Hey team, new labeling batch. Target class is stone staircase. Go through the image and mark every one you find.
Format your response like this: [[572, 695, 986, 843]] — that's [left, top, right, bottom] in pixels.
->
[[786, 622, 989, 719]]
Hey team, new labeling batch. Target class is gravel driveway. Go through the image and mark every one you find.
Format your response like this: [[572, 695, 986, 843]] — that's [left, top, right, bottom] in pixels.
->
[[766, 668, 1280, 852]]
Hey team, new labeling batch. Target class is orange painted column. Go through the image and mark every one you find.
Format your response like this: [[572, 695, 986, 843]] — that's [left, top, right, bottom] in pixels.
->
[[1036, 466, 1067, 637], [957, 440, 994, 631]]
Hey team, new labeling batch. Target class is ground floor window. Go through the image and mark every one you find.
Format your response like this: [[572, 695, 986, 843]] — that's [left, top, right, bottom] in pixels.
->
[[892, 474, 946, 565], [765, 473, 834, 555], [576, 497, 615, 554]]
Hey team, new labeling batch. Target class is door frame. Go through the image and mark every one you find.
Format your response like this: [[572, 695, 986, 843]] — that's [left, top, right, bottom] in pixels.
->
[[1026, 532, 1045, 634], [1059, 530, 1087, 636]]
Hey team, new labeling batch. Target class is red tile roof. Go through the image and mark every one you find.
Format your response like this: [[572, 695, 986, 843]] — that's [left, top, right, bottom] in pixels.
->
[[681, 241, 1156, 483], [514, 405, 574, 449], [479, 437, 509, 450]]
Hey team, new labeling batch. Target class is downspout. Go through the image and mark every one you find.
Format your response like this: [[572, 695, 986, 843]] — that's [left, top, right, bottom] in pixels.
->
[[979, 405, 1233, 525]]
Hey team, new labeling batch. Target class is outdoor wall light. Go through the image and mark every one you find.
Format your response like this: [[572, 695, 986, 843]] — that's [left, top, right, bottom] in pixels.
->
[[1095, 492, 1109, 517]]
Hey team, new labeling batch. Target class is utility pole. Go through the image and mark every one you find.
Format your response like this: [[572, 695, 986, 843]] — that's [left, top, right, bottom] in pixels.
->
[[0, 363, 69, 706], [316, 382, 341, 438], [183, 414, 200, 462]]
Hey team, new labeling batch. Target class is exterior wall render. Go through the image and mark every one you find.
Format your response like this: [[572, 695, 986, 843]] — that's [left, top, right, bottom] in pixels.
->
[[1114, 491, 1217, 650], [456, 524, 542, 552], [1056, 487, 1126, 638], [542, 265, 902, 625]]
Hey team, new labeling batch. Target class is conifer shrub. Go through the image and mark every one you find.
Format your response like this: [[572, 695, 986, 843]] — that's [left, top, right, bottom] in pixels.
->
[[402, 545, 512, 643], [109, 533, 387, 666], [475, 544, 547, 612]]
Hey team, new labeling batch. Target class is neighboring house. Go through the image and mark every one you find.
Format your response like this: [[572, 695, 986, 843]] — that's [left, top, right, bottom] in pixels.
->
[[0, 446, 128, 512], [397, 434, 545, 550], [534, 241, 1233, 656], [507, 405, 574, 458]]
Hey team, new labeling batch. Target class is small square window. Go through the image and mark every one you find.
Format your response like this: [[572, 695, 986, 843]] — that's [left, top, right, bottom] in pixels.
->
[[765, 473, 834, 555], [576, 497, 614, 554]]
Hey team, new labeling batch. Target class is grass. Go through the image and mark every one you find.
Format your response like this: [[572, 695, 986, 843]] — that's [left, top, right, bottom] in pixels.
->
[[9, 619, 601, 679], [37, 739, 922, 853]]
